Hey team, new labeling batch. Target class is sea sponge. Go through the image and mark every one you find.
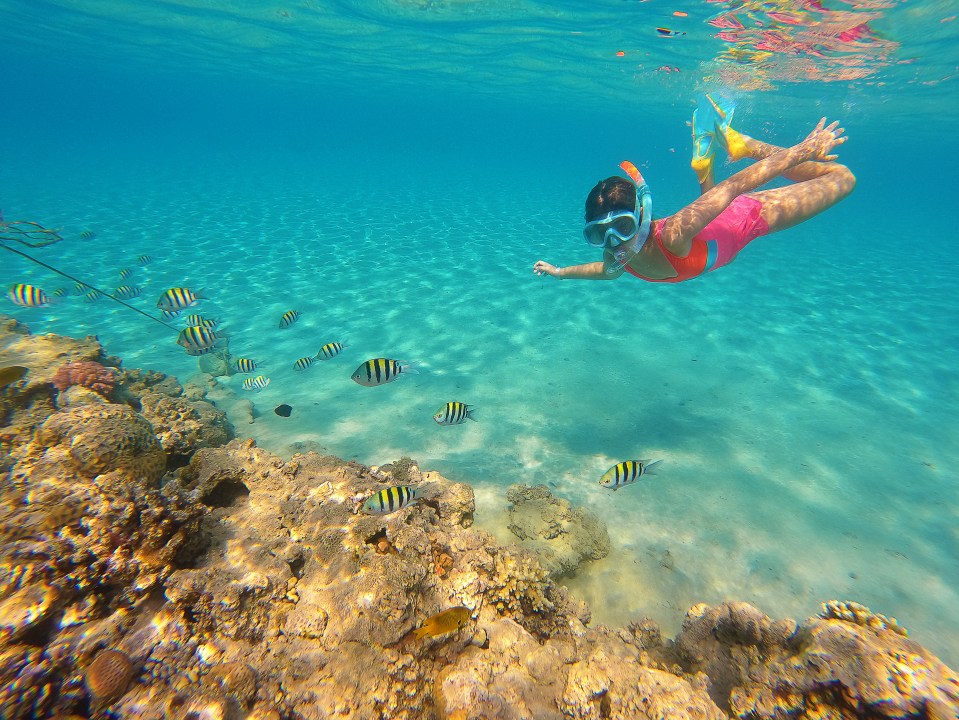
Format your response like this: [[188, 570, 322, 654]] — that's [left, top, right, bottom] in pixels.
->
[[52, 360, 117, 397]]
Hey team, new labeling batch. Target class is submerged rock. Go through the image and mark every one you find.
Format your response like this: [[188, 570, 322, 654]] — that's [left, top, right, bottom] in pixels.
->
[[505, 483, 611, 578]]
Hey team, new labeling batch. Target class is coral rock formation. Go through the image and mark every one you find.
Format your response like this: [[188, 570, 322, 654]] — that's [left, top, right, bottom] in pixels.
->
[[2, 323, 957, 720], [505, 483, 611, 578], [52, 359, 117, 398], [676, 600, 959, 718]]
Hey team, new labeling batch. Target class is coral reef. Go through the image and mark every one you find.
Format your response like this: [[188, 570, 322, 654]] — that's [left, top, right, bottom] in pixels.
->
[[505, 483, 610, 578], [676, 600, 959, 718], [1, 321, 957, 720], [52, 359, 117, 398]]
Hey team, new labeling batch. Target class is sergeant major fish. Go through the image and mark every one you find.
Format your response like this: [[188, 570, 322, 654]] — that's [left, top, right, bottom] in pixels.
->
[[114, 285, 141, 299], [176, 325, 220, 351], [599, 460, 663, 491], [157, 287, 204, 312], [278, 310, 301, 329], [351, 358, 414, 387], [293, 355, 318, 371], [232, 357, 260, 373], [7, 284, 52, 308], [362, 485, 418, 514], [317, 341, 345, 360], [242, 375, 270, 392], [433, 401, 476, 425]]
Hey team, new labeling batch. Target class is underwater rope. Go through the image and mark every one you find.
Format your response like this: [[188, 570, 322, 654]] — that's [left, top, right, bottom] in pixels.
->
[[1, 220, 179, 331]]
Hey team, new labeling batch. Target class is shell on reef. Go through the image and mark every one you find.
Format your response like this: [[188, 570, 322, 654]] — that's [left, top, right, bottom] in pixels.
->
[[85, 648, 135, 702]]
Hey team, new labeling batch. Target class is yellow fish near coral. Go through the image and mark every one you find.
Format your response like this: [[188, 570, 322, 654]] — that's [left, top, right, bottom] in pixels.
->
[[0, 365, 28, 388], [412, 607, 471, 640]]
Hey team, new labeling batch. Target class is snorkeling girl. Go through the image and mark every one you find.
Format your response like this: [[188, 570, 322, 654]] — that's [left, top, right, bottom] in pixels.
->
[[533, 98, 855, 283]]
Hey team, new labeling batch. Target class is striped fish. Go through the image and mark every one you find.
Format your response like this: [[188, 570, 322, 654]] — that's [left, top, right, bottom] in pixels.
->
[[84, 289, 104, 303], [433, 401, 476, 425], [599, 460, 663, 491], [118, 268, 133, 279], [79, 229, 96, 240], [351, 358, 411, 387], [52, 287, 69, 298], [162, 309, 181, 319], [362, 485, 419, 515], [232, 357, 259, 373], [242, 375, 270, 392], [8, 284, 52, 308], [185, 314, 218, 328], [184, 345, 219, 357], [317, 341, 345, 360], [278, 310, 301, 329], [114, 285, 141, 299], [137, 254, 153, 266], [293, 355, 317, 371], [72, 282, 88, 295], [176, 325, 220, 350], [157, 287, 203, 312]]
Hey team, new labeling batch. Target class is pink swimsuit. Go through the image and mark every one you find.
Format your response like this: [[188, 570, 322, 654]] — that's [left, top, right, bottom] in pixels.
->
[[624, 195, 769, 283]]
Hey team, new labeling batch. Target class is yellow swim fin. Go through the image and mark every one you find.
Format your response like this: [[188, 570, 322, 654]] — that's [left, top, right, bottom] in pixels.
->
[[705, 93, 751, 162]]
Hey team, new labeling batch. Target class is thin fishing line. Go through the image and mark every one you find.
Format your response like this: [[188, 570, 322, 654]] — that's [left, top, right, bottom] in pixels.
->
[[1, 242, 180, 331]]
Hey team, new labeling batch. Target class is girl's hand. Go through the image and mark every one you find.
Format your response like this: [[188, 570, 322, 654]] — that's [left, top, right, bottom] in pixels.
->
[[533, 261, 561, 278], [795, 118, 846, 162]]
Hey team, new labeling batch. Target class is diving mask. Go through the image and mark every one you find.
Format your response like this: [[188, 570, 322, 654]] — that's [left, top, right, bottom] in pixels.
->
[[583, 160, 653, 275]]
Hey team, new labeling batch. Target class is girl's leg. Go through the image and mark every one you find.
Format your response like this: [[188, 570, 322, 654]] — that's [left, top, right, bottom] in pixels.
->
[[726, 131, 856, 233]]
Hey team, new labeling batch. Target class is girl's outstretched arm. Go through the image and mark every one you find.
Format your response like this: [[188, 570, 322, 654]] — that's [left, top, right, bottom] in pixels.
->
[[660, 118, 846, 257], [533, 260, 614, 280]]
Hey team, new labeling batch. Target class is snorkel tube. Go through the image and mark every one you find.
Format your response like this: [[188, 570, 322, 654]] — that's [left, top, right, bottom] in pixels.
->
[[605, 160, 653, 275]]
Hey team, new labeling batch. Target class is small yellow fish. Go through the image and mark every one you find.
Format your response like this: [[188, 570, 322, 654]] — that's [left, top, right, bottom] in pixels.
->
[[0, 365, 28, 388], [412, 607, 471, 640]]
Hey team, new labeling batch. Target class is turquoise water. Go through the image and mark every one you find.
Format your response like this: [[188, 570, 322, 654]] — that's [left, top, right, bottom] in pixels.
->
[[2, 1, 958, 666]]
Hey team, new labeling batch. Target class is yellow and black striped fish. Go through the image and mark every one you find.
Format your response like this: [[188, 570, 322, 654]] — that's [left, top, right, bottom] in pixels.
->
[[52, 287, 69, 298], [362, 485, 419, 515], [118, 268, 133, 279], [242, 375, 270, 392], [184, 345, 220, 357], [7, 284, 51, 308], [84, 289, 104, 303], [351, 358, 411, 387], [293, 356, 317, 371], [157, 287, 203, 312], [433, 401, 476, 425], [176, 325, 219, 350], [599, 460, 663, 491], [72, 282, 88, 295], [278, 310, 301, 329], [317, 341, 345, 360], [114, 285, 141, 299], [232, 357, 259, 373], [137, 254, 153, 266], [79, 229, 96, 240], [185, 314, 218, 329], [162, 309, 181, 319]]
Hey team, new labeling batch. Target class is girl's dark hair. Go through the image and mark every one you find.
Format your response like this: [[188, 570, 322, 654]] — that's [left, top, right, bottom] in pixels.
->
[[584, 176, 636, 221]]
